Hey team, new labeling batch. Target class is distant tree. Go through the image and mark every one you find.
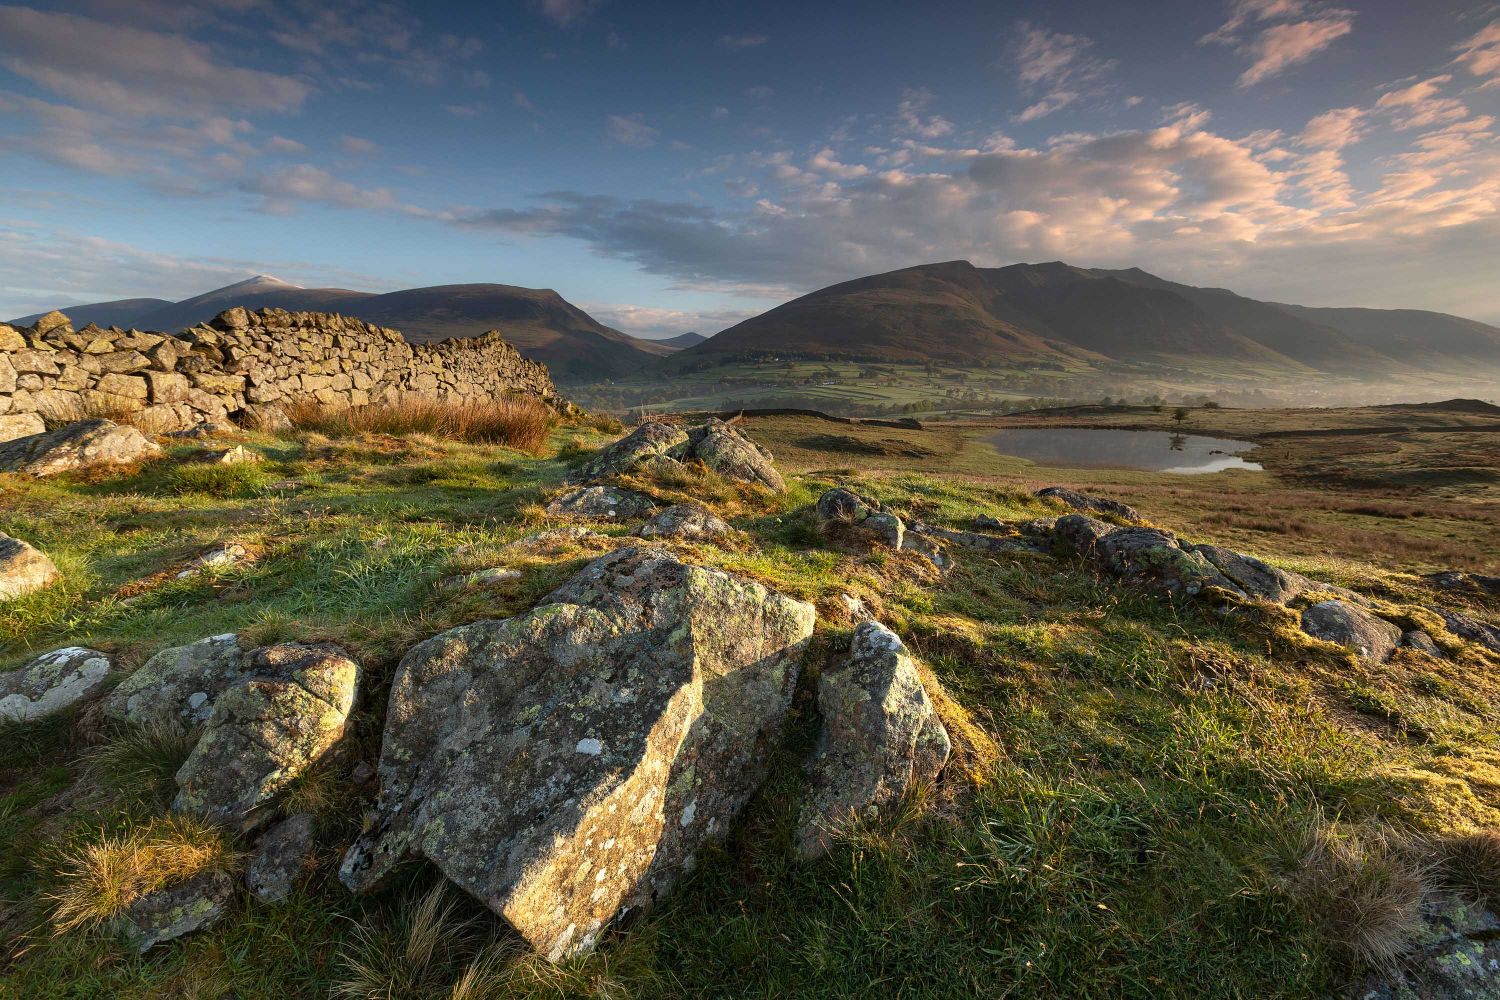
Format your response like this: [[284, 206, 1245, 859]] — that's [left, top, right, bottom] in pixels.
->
[[1172, 407, 1189, 426]]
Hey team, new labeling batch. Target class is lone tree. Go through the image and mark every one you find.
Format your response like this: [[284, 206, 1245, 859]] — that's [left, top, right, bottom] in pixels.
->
[[1172, 406, 1190, 426]]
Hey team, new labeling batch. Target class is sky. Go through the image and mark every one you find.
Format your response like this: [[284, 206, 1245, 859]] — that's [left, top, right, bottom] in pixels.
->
[[1, 0, 1498, 337]]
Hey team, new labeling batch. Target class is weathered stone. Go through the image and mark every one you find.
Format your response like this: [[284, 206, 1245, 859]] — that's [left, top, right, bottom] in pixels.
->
[[437, 566, 522, 591], [247, 813, 316, 904], [1423, 570, 1500, 597], [798, 622, 950, 858], [1300, 600, 1401, 663], [676, 419, 785, 492], [0, 324, 25, 351], [1433, 609, 1500, 657], [546, 485, 658, 520], [0, 647, 112, 722], [500, 527, 607, 554], [29, 310, 72, 337], [1095, 527, 1242, 597], [142, 370, 191, 404], [1051, 513, 1117, 556], [340, 546, 816, 962], [1402, 630, 1443, 657], [0, 412, 45, 444], [0, 532, 60, 601], [201, 445, 262, 465], [96, 350, 150, 374], [570, 420, 689, 482], [112, 868, 234, 953], [176, 542, 253, 579], [0, 354, 15, 395], [0, 419, 161, 477], [9, 348, 60, 376], [1036, 486, 1142, 522], [637, 503, 732, 540], [815, 488, 947, 569], [1346, 895, 1500, 1000], [94, 373, 149, 400], [102, 634, 244, 729], [173, 643, 360, 830], [1188, 544, 1308, 604]]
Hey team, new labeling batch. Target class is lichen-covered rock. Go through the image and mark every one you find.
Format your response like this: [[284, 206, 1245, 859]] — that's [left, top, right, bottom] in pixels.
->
[[1423, 570, 1500, 597], [546, 485, 657, 520], [815, 487, 946, 570], [0, 419, 161, 477], [1346, 895, 1500, 1000], [797, 622, 950, 858], [0, 647, 112, 722], [637, 503, 732, 540], [570, 420, 688, 483], [1300, 600, 1401, 663], [675, 419, 785, 492], [201, 444, 262, 465], [1036, 486, 1141, 522], [247, 812, 316, 904], [173, 643, 360, 830], [112, 868, 234, 953], [340, 546, 816, 962], [912, 523, 1046, 556], [1188, 544, 1308, 604], [1402, 630, 1443, 657], [1095, 527, 1242, 597], [1051, 513, 1116, 556], [437, 567, 521, 591], [102, 634, 243, 729], [501, 526, 606, 554], [176, 541, 252, 579], [0, 532, 60, 601], [1434, 608, 1500, 657]]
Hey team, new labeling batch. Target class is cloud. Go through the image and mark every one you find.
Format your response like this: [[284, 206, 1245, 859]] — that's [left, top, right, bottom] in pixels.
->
[[446, 104, 484, 118], [0, 6, 308, 117], [237, 164, 418, 215], [606, 113, 659, 148], [339, 135, 379, 155], [537, 0, 600, 26], [1299, 106, 1364, 149], [584, 301, 760, 338], [895, 89, 954, 139], [1201, 0, 1355, 87], [514, 91, 538, 113], [1453, 20, 1500, 83], [1008, 21, 1115, 120], [719, 34, 768, 49], [1375, 76, 1470, 130]]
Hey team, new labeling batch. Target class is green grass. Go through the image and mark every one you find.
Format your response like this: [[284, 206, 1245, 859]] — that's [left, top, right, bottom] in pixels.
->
[[1, 412, 1498, 997]]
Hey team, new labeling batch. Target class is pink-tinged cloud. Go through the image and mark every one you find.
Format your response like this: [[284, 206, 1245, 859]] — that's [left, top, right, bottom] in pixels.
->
[[1453, 20, 1500, 83], [1236, 13, 1354, 86]]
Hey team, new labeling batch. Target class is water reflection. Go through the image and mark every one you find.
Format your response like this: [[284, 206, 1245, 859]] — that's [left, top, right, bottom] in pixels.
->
[[987, 428, 1263, 474]]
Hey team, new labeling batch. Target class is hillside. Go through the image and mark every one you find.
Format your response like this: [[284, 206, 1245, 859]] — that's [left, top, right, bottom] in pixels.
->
[[686, 260, 1500, 378], [656, 331, 708, 351], [8, 278, 665, 382]]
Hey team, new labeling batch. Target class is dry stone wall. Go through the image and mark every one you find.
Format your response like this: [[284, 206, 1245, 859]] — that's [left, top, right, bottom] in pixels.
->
[[0, 306, 563, 439]]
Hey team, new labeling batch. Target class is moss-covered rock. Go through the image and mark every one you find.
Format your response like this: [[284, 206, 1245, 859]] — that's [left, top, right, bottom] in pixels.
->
[[0, 646, 112, 722], [102, 633, 244, 729]]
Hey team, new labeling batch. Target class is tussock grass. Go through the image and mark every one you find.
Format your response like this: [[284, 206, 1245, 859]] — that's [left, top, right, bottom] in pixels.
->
[[45, 815, 240, 935], [333, 884, 476, 1000], [286, 395, 558, 453], [1433, 830, 1500, 909], [1291, 822, 1429, 968], [82, 722, 199, 808], [158, 460, 273, 498]]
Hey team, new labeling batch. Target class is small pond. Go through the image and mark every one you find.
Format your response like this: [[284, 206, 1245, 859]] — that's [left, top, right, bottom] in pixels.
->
[[987, 428, 1263, 474]]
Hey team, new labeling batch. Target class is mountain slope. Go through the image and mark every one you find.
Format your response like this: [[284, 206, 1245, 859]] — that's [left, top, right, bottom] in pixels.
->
[[656, 331, 708, 351], [10, 297, 171, 329], [131, 276, 372, 332], [1272, 303, 1500, 371]]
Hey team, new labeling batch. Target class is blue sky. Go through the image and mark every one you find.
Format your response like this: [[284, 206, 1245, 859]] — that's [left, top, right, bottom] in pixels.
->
[[2, 0, 1498, 334]]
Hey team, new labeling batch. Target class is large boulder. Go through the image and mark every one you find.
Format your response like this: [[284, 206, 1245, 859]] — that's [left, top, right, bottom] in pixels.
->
[[102, 634, 244, 730], [638, 503, 732, 541], [1051, 513, 1116, 556], [339, 546, 816, 961], [1095, 527, 1242, 598], [0, 533, 60, 601], [0, 419, 161, 477], [797, 622, 950, 858], [1433, 609, 1500, 657], [1300, 600, 1401, 663], [1036, 486, 1141, 523], [1423, 571, 1500, 597], [1188, 544, 1308, 604], [570, 420, 688, 482], [0, 647, 112, 722], [173, 643, 361, 830], [546, 485, 658, 520], [676, 419, 785, 492]]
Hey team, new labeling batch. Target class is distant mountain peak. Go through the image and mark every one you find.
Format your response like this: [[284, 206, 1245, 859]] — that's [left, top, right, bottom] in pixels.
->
[[213, 274, 303, 292]]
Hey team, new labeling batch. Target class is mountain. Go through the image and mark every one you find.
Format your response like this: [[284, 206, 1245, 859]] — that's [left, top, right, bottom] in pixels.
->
[[8, 276, 665, 381], [655, 331, 708, 351], [684, 260, 1500, 378], [11, 297, 170, 329]]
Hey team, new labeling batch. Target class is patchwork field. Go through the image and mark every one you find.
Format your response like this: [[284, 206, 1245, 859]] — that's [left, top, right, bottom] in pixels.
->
[[2, 401, 1499, 998]]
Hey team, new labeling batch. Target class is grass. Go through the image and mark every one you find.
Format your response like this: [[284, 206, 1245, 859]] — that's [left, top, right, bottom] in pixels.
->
[[285, 395, 559, 453], [0, 408, 1498, 996]]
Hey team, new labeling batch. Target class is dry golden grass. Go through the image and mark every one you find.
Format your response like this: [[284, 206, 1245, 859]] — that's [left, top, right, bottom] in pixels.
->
[[45, 815, 239, 934], [285, 394, 558, 453], [1433, 830, 1500, 909], [1292, 822, 1429, 968]]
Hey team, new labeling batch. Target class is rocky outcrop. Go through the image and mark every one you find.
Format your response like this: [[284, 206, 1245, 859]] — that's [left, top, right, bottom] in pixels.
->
[[247, 813, 317, 904], [1300, 600, 1402, 663], [173, 643, 360, 830], [437, 566, 521, 591], [798, 622, 950, 858], [112, 869, 234, 953], [176, 542, 253, 580], [1092, 527, 1241, 598], [1188, 544, 1309, 604], [1423, 570, 1500, 597], [1036, 486, 1141, 522], [1348, 896, 1500, 1000], [1433, 609, 1500, 657], [571, 418, 786, 492], [0, 533, 60, 601], [102, 633, 244, 729], [0, 647, 112, 722], [815, 488, 949, 571], [0, 419, 160, 477], [637, 503, 732, 541], [340, 546, 816, 962], [0, 307, 564, 436], [546, 485, 658, 520]]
